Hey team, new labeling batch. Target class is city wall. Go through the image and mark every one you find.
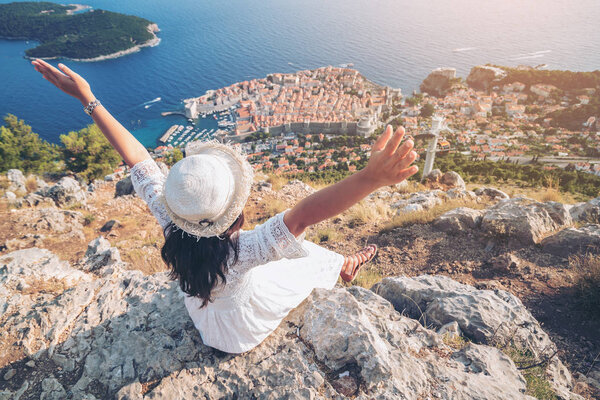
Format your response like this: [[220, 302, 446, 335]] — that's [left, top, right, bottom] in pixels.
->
[[264, 121, 359, 136]]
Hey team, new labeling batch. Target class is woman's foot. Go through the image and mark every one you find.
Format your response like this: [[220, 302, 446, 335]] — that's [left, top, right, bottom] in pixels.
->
[[340, 244, 377, 283]]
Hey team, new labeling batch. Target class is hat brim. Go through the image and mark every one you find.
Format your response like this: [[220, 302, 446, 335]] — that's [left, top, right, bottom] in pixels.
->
[[159, 140, 254, 238]]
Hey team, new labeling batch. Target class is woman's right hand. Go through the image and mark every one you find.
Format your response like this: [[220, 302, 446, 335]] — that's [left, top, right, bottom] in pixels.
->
[[362, 125, 418, 187], [31, 59, 95, 105]]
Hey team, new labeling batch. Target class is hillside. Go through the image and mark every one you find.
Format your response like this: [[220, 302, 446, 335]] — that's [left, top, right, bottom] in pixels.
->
[[0, 2, 159, 60], [0, 166, 599, 399]]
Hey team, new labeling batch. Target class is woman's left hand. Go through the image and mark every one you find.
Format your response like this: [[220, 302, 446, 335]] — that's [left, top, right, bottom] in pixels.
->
[[31, 59, 94, 105]]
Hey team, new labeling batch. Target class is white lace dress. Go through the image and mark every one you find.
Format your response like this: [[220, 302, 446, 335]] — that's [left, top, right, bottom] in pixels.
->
[[130, 158, 344, 353]]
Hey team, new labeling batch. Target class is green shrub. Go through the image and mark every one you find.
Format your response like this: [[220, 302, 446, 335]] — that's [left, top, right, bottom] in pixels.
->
[[308, 227, 341, 243], [83, 214, 96, 226], [163, 148, 183, 166], [500, 344, 559, 400], [0, 114, 61, 174], [60, 124, 121, 182]]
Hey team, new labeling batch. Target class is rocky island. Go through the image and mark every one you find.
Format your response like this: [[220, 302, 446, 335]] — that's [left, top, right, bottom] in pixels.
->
[[0, 2, 160, 61]]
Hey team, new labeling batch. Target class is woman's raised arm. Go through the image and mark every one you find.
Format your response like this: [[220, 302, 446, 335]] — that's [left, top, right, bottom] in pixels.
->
[[31, 59, 150, 167], [284, 125, 418, 237]]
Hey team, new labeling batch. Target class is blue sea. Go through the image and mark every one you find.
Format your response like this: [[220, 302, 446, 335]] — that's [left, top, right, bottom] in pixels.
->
[[1, 0, 599, 147]]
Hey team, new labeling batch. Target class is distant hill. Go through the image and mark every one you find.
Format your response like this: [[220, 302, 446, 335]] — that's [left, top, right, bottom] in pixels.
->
[[0, 2, 159, 60], [496, 66, 600, 91]]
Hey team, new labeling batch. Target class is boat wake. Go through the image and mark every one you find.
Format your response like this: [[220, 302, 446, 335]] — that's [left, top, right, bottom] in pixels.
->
[[141, 97, 162, 106], [510, 50, 551, 61], [452, 47, 476, 52]]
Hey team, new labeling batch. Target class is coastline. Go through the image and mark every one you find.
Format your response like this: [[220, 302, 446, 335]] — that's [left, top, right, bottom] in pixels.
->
[[23, 23, 160, 63], [65, 3, 91, 15]]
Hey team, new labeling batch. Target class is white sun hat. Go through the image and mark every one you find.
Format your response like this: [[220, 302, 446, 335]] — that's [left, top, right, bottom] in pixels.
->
[[158, 140, 254, 238]]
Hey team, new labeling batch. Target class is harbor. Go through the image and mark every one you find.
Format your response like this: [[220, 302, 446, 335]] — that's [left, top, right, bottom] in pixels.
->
[[158, 108, 236, 148]]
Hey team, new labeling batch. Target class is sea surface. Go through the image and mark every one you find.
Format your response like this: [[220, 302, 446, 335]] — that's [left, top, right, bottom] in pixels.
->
[[1, 0, 599, 147]]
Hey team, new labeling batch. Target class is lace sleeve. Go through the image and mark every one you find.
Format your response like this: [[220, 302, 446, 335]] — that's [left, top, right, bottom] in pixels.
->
[[130, 158, 171, 230], [234, 209, 308, 273]]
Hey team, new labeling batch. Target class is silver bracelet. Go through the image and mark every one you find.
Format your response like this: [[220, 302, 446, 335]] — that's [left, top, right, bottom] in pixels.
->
[[84, 99, 101, 116]]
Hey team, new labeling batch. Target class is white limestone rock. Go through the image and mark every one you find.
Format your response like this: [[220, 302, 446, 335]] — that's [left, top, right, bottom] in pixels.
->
[[40, 377, 67, 400], [394, 179, 410, 192], [446, 188, 478, 200], [104, 173, 117, 182], [437, 321, 462, 340], [33, 175, 49, 191], [40, 177, 87, 206], [6, 169, 26, 193], [474, 187, 510, 200], [424, 168, 443, 183], [27, 208, 84, 233], [253, 180, 273, 192], [0, 248, 94, 361], [80, 236, 123, 274], [391, 190, 444, 212], [481, 197, 572, 245], [441, 171, 466, 189], [0, 247, 91, 289], [371, 274, 580, 399], [282, 179, 315, 195], [0, 245, 583, 399], [115, 381, 143, 400], [433, 207, 483, 232], [22, 193, 56, 208], [569, 197, 600, 224], [2, 191, 16, 201], [299, 286, 535, 399], [398, 203, 424, 214], [541, 224, 600, 257]]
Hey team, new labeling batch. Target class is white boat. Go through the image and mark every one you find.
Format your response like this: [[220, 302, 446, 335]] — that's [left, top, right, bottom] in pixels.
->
[[142, 97, 161, 106]]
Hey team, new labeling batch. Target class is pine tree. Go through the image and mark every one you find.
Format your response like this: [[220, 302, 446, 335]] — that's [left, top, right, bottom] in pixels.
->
[[0, 114, 61, 173]]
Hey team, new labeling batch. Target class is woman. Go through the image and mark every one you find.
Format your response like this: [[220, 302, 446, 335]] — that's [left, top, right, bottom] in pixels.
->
[[31, 59, 418, 353]]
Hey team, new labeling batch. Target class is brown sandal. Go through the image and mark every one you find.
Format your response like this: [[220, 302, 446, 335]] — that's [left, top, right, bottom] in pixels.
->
[[340, 244, 378, 283]]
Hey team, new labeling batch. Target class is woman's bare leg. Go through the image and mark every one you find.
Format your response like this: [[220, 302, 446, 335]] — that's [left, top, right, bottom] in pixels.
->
[[340, 245, 377, 282]]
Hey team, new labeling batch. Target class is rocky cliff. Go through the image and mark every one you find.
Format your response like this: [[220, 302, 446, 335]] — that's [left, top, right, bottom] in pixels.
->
[[0, 239, 586, 399], [1, 168, 599, 399], [466, 65, 507, 91], [419, 67, 460, 97]]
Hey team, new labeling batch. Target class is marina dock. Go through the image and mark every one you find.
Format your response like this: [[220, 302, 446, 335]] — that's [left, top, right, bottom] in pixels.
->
[[157, 106, 236, 148], [161, 111, 187, 117], [159, 125, 179, 143]]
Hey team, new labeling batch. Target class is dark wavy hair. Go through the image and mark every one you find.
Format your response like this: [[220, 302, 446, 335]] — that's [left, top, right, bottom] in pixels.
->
[[161, 212, 245, 308]]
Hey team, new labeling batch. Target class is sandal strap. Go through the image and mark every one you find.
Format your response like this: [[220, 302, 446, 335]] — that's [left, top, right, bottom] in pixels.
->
[[341, 245, 378, 282]]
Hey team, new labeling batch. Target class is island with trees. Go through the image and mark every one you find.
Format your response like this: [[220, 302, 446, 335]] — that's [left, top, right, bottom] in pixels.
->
[[0, 2, 159, 61]]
